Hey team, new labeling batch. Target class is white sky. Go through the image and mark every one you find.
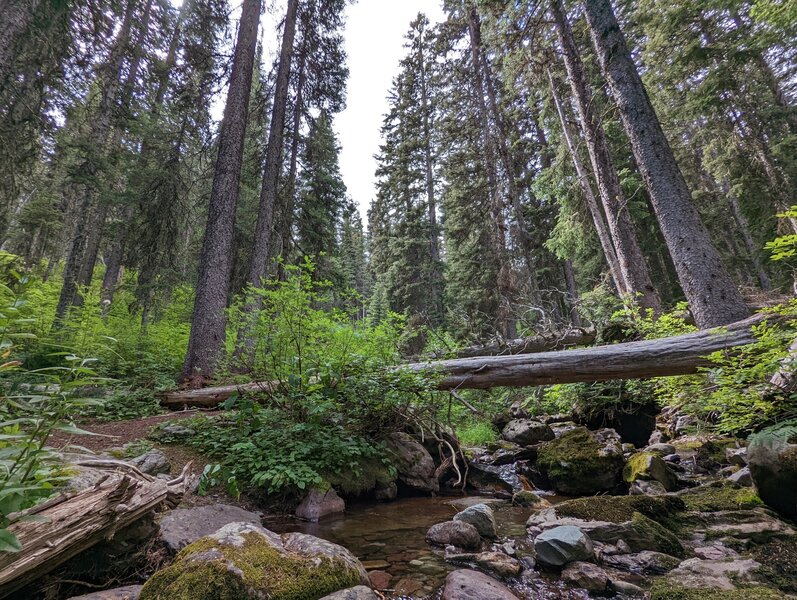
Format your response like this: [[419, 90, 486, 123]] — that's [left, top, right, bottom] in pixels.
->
[[334, 1, 445, 220]]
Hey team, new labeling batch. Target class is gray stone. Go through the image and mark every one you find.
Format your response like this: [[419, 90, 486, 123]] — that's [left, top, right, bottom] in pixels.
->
[[693, 544, 740, 560], [441, 569, 520, 600], [67, 586, 143, 600], [129, 450, 170, 476], [426, 520, 482, 550], [647, 443, 676, 455], [665, 558, 761, 590], [629, 479, 668, 496], [453, 503, 497, 538], [727, 466, 753, 487], [561, 561, 610, 594], [386, 432, 439, 493], [446, 551, 521, 578], [157, 504, 263, 553], [549, 421, 579, 438], [501, 419, 554, 446], [624, 451, 679, 492], [611, 580, 645, 596], [674, 415, 696, 435], [726, 447, 747, 466], [161, 424, 195, 438], [533, 525, 594, 567], [748, 427, 797, 517], [319, 587, 379, 600], [295, 487, 345, 522], [602, 551, 682, 575]]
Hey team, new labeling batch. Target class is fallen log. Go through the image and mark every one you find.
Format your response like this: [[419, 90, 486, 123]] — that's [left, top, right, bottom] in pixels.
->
[[159, 379, 281, 409], [404, 313, 778, 390], [0, 459, 191, 597], [432, 328, 596, 359], [159, 313, 784, 407]]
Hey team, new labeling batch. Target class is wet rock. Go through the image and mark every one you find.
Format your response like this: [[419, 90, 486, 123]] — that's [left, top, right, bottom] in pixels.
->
[[319, 586, 380, 600], [501, 419, 555, 446], [374, 481, 397, 501], [454, 503, 497, 538], [549, 421, 579, 438], [536, 427, 625, 495], [295, 487, 345, 522], [426, 521, 482, 550], [663, 453, 681, 464], [129, 450, 170, 476], [726, 447, 747, 466], [727, 466, 753, 487], [663, 558, 761, 590], [157, 504, 263, 553], [139, 522, 368, 600], [629, 480, 668, 495], [386, 432, 439, 493], [466, 462, 516, 495], [67, 586, 143, 600], [748, 425, 797, 517], [623, 451, 678, 492], [446, 550, 521, 578], [368, 570, 392, 589], [561, 561, 610, 594], [512, 490, 550, 508], [647, 443, 676, 455], [533, 525, 594, 567], [611, 580, 645, 596], [441, 569, 520, 600], [394, 579, 424, 596], [601, 550, 682, 575]]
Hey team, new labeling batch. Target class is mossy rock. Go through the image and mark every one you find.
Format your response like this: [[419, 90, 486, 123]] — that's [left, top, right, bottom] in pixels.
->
[[630, 512, 684, 558], [623, 451, 679, 491], [552, 494, 685, 524], [679, 483, 763, 512], [512, 490, 549, 508], [536, 427, 624, 495], [751, 537, 797, 593], [140, 523, 365, 600], [649, 581, 787, 600]]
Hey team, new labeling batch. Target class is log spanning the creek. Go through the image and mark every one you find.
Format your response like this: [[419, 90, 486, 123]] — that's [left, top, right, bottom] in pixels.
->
[[403, 313, 775, 390], [160, 313, 780, 407]]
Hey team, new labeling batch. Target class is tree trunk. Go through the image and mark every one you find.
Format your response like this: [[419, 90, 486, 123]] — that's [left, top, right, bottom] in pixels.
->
[[582, 0, 749, 329], [551, 0, 661, 314], [563, 259, 583, 326], [54, 0, 135, 323], [0, 0, 41, 84], [181, 0, 261, 382], [547, 67, 626, 295]]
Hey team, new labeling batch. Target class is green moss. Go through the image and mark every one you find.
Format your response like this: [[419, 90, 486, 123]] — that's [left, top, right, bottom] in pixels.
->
[[139, 532, 361, 600], [631, 512, 685, 558], [751, 538, 797, 593], [512, 490, 545, 507], [650, 581, 786, 600], [553, 494, 686, 524], [624, 451, 655, 482], [680, 483, 763, 512], [327, 455, 395, 496], [537, 427, 623, 490]]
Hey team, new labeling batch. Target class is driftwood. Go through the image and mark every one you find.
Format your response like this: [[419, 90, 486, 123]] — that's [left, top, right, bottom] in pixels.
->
[[160, 314, 783, 407], [405, 313, 774, 390], [0, 459, 191, 597], [434, 328, 596, 359]]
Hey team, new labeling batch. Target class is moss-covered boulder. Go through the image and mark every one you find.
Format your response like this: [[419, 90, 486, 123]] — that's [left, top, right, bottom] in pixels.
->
[[139, 522, 368, 600], [649, 581, 786, 600], [536, 427, 625, 495], [511, 490, 550, 508], [624, 451, 679, 492], [678, 482, 763, 512], [748, 424, 797, 517], [535, 494, 685, 525]]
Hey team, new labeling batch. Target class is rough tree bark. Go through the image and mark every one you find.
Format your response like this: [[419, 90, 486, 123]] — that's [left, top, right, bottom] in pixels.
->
[[582, 0, 749, 329], [551, 0, 660, 313], [0, 0, 41, 84], [547, 67, 626, 295], [181, 0, 261, 381]]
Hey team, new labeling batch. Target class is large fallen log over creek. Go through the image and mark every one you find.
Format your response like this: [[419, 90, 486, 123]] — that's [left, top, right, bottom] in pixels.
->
[[0, 458, 191, 597], [159, 313, 780, 407], [428, 327, 596, 359]]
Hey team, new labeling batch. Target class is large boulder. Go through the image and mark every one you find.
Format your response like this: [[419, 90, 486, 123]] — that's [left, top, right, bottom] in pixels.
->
[[748, 424, 797, 517], [157, 504, 263, 553], [536, 427, 624, 495], [501, 419, 554, 446], [453, 504, 497, 538], [139, 522, 368, 600], [441, 569, 520, 600], [426, 521, 482, 550], [295, 487, 345, 522], [386, 432, 439, 493], [533, 525, 594, 567], [623, 451, 679, 492]]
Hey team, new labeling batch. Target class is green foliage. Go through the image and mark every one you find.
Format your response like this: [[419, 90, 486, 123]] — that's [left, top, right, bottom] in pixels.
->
[[456, 420, 498, 447], [765, 207, 797, 262]]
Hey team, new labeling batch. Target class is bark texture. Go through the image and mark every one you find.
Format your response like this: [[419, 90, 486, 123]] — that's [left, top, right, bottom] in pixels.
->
[[181, 0, 261, 381], [582, 0, 749, 329], [0, 0, 41, 84]]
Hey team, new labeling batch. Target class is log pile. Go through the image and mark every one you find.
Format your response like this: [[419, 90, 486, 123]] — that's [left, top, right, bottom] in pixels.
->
[[0, 459, 191, 597]]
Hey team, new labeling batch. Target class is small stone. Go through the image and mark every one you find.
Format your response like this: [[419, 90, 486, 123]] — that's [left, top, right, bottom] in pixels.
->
[[426, 520, 482, 550], [611, 580, 645, 596], [561, 561, 610, 594], [469, 552, 522, 578], [726, 447, 747, 466], [533, 525, 594, 567], [161, 424, 195, 437], [441, 569, 520, 600], [647, 443, 676, 455], [727, 466, 753, 487], [663, 453, 681, 463], [368, 570, 392, 589], [295, 487, 345, 522], [129, 449, 170, 476], [453, 503, 497, 538], [394, 578, 424, 596], [319, 586, 380, 600]]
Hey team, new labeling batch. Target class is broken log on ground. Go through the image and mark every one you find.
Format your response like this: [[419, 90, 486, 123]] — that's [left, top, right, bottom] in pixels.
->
[[0, 459, 191, 597], [430, 327, 596, 359], [159, 313, 784, 407]]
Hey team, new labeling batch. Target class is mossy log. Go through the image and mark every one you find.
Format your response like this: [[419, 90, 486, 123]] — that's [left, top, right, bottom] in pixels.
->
[[160, 313, 780, 407], [0, 460, 191, 597]]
